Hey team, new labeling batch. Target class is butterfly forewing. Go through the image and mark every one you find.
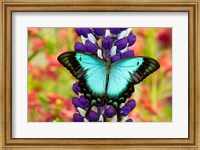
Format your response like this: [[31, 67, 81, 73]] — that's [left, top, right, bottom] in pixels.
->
[[107, 57, 160, 101], [58, 52, 107, 98]]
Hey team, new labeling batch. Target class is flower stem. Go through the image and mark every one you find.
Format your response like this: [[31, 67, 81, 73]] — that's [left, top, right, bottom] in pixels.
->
[[28, 51, 40, 62]]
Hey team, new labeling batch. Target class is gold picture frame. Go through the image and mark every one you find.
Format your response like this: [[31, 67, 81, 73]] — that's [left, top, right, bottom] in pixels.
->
[[0, 0, 199, 149]]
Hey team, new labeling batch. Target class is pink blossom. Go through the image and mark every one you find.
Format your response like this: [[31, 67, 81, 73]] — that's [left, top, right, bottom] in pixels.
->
[[28, 28, 41, 36], [31, 38, 45, 51], [158, 50, 172, 73], [157, 28, 172, 47], [58, 28, 68, 38]]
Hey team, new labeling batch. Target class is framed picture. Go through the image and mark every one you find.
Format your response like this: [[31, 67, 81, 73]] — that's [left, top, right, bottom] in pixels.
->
[[0, 0, 199, 149]]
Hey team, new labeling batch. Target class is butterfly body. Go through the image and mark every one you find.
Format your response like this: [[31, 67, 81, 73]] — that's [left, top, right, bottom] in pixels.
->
[[58, 51, 160, 107]]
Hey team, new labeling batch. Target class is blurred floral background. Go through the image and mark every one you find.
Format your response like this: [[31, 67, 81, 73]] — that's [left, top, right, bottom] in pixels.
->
[[28, 28, 172, 122]]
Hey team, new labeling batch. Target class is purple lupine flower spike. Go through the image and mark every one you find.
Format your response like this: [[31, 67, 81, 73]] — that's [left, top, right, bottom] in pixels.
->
[[126, 119, 133, 122], [88, 110, 99, 122], [85, 40, 98, 53], [127, 34, 136, 46], [127, 99, 136, 109], [81, 28, 92, 37], [102, 36, 113, 50], [74, 42, 87, 52], [93, 28, 105, 36], [72, 82, 81, 94], [120, 105, 132, 117], [73, 113, 84, 122], [75, 28, 82, 37], [120, 28, 127, 31], [70, 28, 138, 122], [76, 28, 92, 37], [114, 38, 128, 50], [110, 53, 121, 63], [121, 50, 134, 59], [105, 105, 116, 118], [109, 28, 121, 35], [119, 99, 136, 117], [79, 95, 90, 108], [72, 97, 84, 108]]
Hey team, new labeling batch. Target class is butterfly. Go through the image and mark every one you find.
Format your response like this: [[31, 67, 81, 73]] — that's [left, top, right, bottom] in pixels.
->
[[58, 51, 160, 107]]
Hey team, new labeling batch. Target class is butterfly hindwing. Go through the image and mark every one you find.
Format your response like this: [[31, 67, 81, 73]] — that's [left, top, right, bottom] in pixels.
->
[[107, 57, 160, 101], [57, 52, 107, 99]]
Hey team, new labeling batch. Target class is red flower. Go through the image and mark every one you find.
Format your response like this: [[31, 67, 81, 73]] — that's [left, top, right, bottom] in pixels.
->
[[44, 65, 58, 80], [128, 110, 141, 122], [139, 96, 158, 115], [134, 28, 148, 37], [45, 52, 62, 67], [28, 28, 41, 37], [47, 93, 64, 103], [28, 91, 41, 109], [31, 38, 45, 51], [60, 109, 74, 122], [58, 28, 68, 38], [28, 63, 43, 80], [158, 50, 172, 73], [157, 28, 172, 47]]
